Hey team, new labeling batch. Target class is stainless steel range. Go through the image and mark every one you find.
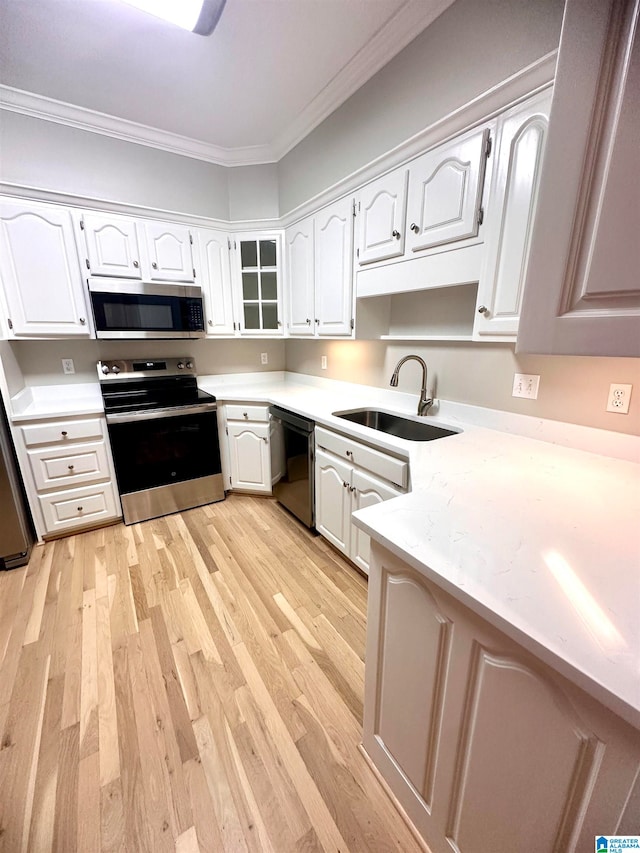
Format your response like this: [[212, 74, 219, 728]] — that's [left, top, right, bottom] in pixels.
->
[[98, 357, 224, 525]]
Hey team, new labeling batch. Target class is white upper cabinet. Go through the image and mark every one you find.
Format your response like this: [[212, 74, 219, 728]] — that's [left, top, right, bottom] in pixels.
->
[[0, 200, 91, 338], [518, 0, 640, 357], [82, 213, 195, 283], [194, 228, 235, 336], [406, 128, 489, 253], [286, 198, 354, 338], [286, 216, 315, 336], [357, 169, 408, 265], [474, 89, 551, 340], [82, 212, 142, 279], [233, 233, 283, 335], [314, 197, 354, 336], [141, 221, 195, 282]]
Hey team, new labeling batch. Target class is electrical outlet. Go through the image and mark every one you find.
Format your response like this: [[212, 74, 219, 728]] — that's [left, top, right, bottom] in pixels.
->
[[321, 355, 327, 370], [260, 352, 268, 365], [512, 373, 540, 399], [606, 383, 632, 414], [61, 358, 75, 375]]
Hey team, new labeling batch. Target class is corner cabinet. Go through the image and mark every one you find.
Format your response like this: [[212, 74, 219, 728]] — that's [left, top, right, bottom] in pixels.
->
[[518, 0, 640, 357], [0, 199, 92, 338], [286, 197, 354, 337], [364, 543, 640, 852], [232, 232, 284, 335]]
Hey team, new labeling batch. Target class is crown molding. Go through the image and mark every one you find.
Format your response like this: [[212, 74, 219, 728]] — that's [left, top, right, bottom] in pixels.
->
[[269, 0, 456, 160], [0, 85, 276, 167], [0, 1, 455, 167]]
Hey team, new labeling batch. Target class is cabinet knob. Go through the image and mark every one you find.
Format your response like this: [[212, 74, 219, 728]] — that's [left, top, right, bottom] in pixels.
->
[[343, 481, 348, 488], [306, 318, 311, 325], [152, 261, 158, 269], [61, 430, 68, 437], [77, 506, 83, 512], [350, 486, 356, 493], [478, 305, 489, 315], [262, 436, 268, 443], [243, 412, 248, 418], [133, 260, 139, 268], [315, 318, 319, 325], [346, 450, 353, 457], [68, 464, 75, 470], [79, 317, 86, 325], [392, 229, 401, 239], [410, 223, 419, 234], [208, 320, 213, 326]]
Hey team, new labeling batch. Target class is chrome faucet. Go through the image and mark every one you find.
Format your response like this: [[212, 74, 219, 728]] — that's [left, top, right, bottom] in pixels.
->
[[390, 355, 433, 416]]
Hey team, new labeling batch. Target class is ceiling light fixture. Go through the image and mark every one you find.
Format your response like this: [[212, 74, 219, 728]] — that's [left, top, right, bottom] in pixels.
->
[[119, 0, 226, 36]]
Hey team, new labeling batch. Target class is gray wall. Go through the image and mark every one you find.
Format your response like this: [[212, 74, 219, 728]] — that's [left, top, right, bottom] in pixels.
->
[[285, 339, 640, 436], [277, 0, 565, 214], [9, 339, 285, 386]]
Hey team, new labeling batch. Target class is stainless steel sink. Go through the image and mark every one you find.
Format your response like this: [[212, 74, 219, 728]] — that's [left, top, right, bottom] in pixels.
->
[[332, 409, 458, 442]]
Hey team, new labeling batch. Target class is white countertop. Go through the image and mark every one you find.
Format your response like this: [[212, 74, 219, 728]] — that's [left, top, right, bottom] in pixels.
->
[[9, 371, 640, 727]]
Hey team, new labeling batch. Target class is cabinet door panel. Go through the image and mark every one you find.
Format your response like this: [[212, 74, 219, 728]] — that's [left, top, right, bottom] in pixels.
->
[[315, 197, 353, 336], [195, 229, 235, 335], [406, 129, 488, 252], [286, 219, 314, 336], [228, 422, 271, 492], [357, 169, 408, 265], [143, 222, 194, 282], [0, 201, 91, 337], [314, 448, 352, 555], [82, 213, 141, 278], [475, 90, 551, 339], [518, 0, 640, 356], [351, 468, 402, 574]]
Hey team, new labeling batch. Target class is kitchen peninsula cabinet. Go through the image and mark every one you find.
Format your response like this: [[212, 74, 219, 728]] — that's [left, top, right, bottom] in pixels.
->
[[286, 196, 354, 337], [363, 543, 640, 852], [0, 199, 92, 338], [518, 0, 640, 357]]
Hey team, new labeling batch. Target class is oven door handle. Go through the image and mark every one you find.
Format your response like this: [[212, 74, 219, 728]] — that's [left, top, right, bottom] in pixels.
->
[[106, 402, 218, 424]]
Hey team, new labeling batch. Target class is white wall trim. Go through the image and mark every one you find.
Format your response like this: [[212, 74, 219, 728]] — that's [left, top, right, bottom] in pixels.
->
[[280, 51, 558, 225], [1, 51, 556, 231], [0, 85, 276, 167]]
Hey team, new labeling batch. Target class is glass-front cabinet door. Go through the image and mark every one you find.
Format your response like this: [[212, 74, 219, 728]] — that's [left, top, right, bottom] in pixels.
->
[[234, 232, 283, 335]]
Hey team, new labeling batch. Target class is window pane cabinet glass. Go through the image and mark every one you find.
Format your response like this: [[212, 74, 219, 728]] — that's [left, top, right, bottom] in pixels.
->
[[237, 236, 281, 332]]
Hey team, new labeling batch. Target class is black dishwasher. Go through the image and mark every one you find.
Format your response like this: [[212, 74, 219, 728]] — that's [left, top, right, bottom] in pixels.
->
[[269, 406, 315, 528]]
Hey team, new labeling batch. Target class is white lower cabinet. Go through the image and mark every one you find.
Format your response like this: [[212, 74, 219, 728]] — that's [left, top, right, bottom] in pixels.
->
[[314, 427, 406, 574], [15, 414, 120, 537], [224, 404, 272, 493], [363, 544, 640, 852]]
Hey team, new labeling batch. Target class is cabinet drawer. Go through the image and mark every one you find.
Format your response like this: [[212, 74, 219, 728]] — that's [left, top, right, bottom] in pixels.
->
[[40, 482, 119, 535], [316, 426, 408, 489], [20, 417, 105, 447], [28, 440, 111, 491], [225, 404, 270, 422]]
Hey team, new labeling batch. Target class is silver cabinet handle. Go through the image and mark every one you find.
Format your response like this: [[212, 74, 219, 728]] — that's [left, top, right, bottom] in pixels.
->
[[478, 305, 489, 315], [243, 412, 248, 418], [152, 261, 158, 269], [410, 223, 419, 234], [68, 464, 75, 470], [392, 229, 401, 239], [79, 317, 86, 325], [343, 481, 349, 488], [346, 450, 353, 457], [306, 318, 311, 325], [133, 260, 139, 268], [61, 431, 68, 437], [350, 486, 356, 493], [77, 506, 83, 512], [208, 320, 213, 326], [315, 318, 319, 325]]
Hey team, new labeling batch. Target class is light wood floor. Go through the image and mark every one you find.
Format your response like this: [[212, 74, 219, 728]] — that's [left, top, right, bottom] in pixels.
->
[[0, 494, 422, 852]]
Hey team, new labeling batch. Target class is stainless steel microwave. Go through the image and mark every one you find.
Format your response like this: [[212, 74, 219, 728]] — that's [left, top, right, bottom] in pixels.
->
[[88, 279, 206, 339]]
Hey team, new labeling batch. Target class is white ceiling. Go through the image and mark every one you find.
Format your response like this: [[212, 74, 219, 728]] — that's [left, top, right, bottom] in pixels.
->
[[0, 0, 455, 165]]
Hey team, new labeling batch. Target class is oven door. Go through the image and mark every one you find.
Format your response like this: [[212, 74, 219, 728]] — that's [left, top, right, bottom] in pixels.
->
[[106, 406, 223, 523], [88, 280, 205, 339]]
